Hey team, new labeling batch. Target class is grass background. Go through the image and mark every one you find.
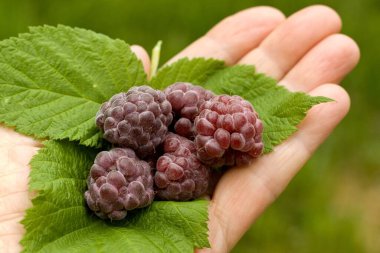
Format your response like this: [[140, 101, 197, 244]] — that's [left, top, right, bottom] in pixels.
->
[[1, 0, 378, 252]]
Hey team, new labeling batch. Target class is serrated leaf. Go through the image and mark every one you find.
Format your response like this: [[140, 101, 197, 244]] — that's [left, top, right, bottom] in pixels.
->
[[22, 141, 209, 253], [150, 57, 224, 89], [0, 25, 147, 147]]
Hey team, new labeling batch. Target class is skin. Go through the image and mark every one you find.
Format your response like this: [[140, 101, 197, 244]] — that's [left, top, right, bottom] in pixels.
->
[[0, 5, 360, 253]]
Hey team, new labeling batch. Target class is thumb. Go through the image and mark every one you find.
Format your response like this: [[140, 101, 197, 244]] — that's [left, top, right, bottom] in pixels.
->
[[130, 45, 151, 77]]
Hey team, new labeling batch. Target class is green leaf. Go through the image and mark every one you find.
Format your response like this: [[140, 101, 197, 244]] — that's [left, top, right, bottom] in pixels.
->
[[153, 60, 332, 153], [150, 57, 224, 89], [22, 140, 209, 253], [0, 25, 147, 147]]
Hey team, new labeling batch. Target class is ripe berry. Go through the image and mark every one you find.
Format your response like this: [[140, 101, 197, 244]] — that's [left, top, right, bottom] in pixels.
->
[[194, 95, 264, 167], [85, 148, 154, 220], [96, 86, 173, 158], [154, 133, 210, 201], [165, 82, 214, 138]]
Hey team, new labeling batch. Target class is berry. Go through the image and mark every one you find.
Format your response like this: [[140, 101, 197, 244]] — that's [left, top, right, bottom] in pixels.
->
[[96, 86, 173, 158], [85, 148, 154, 220], [154, 133, 210, 201], [194, 95, 264, 167], [165, 82, 214, 138], [165, 82, 214, 120]]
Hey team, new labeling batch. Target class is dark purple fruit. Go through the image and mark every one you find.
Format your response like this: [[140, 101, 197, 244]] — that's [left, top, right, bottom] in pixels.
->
[[154, 133, 210, 201], [96, 86, 173, 158], [194, 95, 264, 167], [164, 82, 214, 139], [85, 148, 154, 220]]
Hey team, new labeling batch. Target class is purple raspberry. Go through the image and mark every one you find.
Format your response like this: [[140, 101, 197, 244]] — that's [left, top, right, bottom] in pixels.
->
[[96, 85, 173, 158], [164, 82, 214, 138], [194, 95, 264, 167], [85, 148, 154, 220], [164, 82, 214, 120], [154, 133, 210, 201]]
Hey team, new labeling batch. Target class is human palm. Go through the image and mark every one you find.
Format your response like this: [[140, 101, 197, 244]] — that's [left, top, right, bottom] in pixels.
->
[[0, 5, 359, 253]]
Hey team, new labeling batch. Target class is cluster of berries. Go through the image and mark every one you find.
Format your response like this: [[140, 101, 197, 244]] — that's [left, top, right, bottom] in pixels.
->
[[85, 83, 264, 220]]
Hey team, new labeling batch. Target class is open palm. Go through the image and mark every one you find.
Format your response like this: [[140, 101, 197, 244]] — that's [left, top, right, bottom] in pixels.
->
[[0, 5, 359, 253]]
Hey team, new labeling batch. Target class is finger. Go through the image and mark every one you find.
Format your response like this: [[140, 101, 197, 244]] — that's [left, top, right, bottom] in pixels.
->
[[239, 5, 342, 79], [0, 162, 31, 253], [281, 34, 360, 91], [0, 125, 40, 147], [0, 234, 23, 253], [169, 7, 285, 65], [130, 45, 151, 75], [202, 84, 350, 253], [0, 126, 38, 253]]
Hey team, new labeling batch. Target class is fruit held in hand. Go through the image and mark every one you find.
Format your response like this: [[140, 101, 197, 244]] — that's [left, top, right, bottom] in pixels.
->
[[165, 82, 214, 138], [154, 133, 210, 201], [194, 95, 264, 167], [85, 148, 154, 220], [165, 82, 214, 120], [96, 85, 173, 158], [89, 85, 264, 219]]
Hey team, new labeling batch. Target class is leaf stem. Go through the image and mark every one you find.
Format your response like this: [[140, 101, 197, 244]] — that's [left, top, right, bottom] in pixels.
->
[[149, 41, 162, 80]]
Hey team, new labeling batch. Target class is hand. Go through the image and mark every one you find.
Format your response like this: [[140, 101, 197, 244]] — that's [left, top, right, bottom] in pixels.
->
[[0, 5, 359, 253]]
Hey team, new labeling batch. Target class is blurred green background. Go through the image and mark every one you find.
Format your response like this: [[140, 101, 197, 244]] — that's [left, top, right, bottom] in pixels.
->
[[1, 0, 378, 252]]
